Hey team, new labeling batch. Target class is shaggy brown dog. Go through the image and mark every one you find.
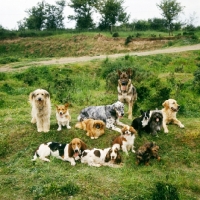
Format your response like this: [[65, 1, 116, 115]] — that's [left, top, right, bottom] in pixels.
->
[[162, 99, 184, 133], [29, 89, 51, 132], [117, 68, 137, 119], [75, 119, 105, 139], [136, 142, 160, 165]]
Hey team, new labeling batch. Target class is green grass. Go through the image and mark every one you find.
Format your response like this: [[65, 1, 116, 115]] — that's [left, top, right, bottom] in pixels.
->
[[0, 30, 199, 63], [0, 50, 200, 199]]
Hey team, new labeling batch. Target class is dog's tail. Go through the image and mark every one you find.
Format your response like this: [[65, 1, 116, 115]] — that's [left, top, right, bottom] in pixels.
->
[[75, 122, 85, 130]]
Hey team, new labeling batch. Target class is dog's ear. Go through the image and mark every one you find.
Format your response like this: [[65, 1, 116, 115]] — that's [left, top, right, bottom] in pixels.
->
[[44, 91, 50, 98], [68, 143, 74, 158], [116, 151, 122, 164], [126, 68, 132, 78], [162, 100, 169, 108], [118, 70, 122, 77], [80, 140, 87, 151], [29, 92, 35, 100], [65, 103, 69, 108], [105, 149, 111, 162], [101, 121, 105, 129]]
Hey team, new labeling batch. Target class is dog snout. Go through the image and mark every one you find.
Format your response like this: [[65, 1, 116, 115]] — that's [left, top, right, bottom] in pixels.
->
[[38, 98, 42, 101], [121, 81, 128, 86], [74, 149, 79, 153]]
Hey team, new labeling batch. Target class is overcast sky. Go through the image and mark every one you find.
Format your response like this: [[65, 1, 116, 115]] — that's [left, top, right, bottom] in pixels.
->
[[0, 0, 200, 30]]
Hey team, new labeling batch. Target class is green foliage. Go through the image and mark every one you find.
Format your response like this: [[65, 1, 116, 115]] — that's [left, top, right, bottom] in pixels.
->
[[30, 181, 79, 199], [125, 35, 133, 45], [19, 0, 66, 30], [0, 42, 200, 200], [0, 57, 20, 64], [152, 182, 179, 200], [68, 0, 96, 29], [157, 0, 184, 36], [98, 0, 129, 30], [112, 32, 119, 37]]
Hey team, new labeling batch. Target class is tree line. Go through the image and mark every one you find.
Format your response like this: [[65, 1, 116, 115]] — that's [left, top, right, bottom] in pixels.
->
[[1, 0, 199, 35]]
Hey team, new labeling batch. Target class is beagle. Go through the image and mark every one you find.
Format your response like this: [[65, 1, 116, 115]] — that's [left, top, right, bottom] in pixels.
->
[[32, 138, 87, 166]]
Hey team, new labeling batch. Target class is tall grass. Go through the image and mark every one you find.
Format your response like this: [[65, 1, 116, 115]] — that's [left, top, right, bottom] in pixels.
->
[[0, 51, 200, 199]]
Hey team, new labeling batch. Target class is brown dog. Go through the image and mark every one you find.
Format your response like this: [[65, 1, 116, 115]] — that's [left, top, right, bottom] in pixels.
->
[[75, 119, 105, 139], [136, 142, 160, 165], [117, 68, 137, 119], [162, 99, 184, 133]]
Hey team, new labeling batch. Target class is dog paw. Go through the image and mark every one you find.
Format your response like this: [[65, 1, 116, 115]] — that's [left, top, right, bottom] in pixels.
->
[[128, 115, 132, 120], [71, 161, 76, 166], [43, 129, 49, 133], [57, 128, 61, 131], [67, 126, 71, 129], [180, 124, 184, 128]]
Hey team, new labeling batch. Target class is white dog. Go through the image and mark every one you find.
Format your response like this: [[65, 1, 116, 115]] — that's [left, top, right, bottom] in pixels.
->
[[29, 89, 51, 132], [81, 146, 122, 168]]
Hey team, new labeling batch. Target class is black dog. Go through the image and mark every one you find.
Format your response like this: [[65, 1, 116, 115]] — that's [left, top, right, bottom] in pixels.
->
[[145, 111, 163, 136], [131, 110, 150, 137]]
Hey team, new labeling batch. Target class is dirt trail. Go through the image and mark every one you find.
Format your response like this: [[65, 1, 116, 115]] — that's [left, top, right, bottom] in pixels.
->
[[1, 43, 200, 72]]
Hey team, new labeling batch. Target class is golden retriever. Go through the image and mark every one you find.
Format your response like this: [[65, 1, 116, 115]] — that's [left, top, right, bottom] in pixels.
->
[[162, 99, 184, 133], [75, 119, 105, 139], [29, 89, 51, 132]]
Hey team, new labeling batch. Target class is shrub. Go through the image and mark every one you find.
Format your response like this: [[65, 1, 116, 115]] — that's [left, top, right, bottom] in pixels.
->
[[125, 35, 133, 45], [152, 182, 179, 200], [112, 32, 119, 37]]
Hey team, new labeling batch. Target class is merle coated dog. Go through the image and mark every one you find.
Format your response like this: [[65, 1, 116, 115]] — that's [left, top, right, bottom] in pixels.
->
[[77, 101, 126, 133], [131, 110, 150, 137]]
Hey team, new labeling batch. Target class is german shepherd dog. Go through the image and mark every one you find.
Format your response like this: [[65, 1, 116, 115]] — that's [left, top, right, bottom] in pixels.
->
[[117, 68, 137, 120]]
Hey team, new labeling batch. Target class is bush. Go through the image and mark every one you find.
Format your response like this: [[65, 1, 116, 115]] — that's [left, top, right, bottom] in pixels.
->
[[152, 182, 179, 200], [112, 32, 119, 37], [125, 35, 133, 45]]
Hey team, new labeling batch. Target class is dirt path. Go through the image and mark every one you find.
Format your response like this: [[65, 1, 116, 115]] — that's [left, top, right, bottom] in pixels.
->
[[1, 43, 200, 72]]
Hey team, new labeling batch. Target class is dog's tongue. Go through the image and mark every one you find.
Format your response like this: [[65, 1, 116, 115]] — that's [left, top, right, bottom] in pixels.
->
[[121, 85, 127, 91], [73, 152, 79, 158], [156, 118, 159, 122]]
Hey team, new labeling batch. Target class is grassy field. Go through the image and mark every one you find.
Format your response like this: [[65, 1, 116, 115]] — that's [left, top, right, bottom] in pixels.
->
[[0, 33, 200, 200]]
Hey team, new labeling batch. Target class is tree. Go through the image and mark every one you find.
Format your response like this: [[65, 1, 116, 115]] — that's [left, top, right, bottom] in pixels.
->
[[18, 0, 66, 30], [68, 0, 97, 29], [157, 0, 184, 35], [45, 0, 66, 30], [98, 0, 129, 31], [25, 1, 46, 30]]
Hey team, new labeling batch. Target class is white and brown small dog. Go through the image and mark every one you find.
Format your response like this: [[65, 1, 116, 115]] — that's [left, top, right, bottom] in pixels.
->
[[81, 146, 122, 167], [29, 89, 51, 132], [75, 119, 105, 139], [32, 138, 87, 166], [56, 103, 71, 131], [112, 125, 137, 155], [162, 99, 184, 133]]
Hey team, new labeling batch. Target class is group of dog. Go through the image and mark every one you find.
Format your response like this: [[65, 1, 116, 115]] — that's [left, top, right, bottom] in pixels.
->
[[30, 69, 184, 167]]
